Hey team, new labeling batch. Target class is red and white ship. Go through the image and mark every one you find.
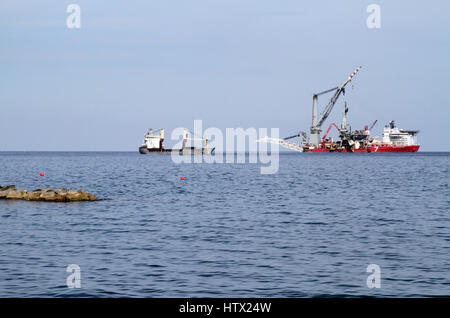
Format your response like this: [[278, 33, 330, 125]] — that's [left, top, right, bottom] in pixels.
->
[[368, 121, 419, 152], [258, 66, 420, 153], [300, 120, 420, 153]]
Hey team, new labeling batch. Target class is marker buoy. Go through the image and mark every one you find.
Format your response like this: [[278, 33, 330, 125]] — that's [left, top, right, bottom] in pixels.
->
[[40, 172, 44, 177], [180, 176, 185, 180]]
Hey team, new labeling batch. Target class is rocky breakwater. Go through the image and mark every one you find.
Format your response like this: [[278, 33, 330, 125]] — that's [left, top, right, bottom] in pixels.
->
[[0, 185, 96, 202]]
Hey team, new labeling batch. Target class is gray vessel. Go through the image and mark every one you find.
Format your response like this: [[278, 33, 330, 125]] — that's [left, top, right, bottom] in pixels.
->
[[138, 128, 215, 155]]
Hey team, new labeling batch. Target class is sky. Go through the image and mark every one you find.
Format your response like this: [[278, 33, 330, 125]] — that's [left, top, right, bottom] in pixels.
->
[[0, 0, 449, 151]]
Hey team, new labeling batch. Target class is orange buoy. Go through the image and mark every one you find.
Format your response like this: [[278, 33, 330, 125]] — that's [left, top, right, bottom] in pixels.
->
[[180, 176, 185, 180]]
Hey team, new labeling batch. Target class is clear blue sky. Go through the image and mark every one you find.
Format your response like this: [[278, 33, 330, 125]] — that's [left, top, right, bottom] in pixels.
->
[[1, 0, 449, 151]]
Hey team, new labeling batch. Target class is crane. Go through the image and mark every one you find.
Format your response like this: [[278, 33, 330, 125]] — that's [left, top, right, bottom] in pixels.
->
[[283, 131, 308, 143], [182, 129, 210, 148], [322, 123, 340, 141], [309, 66, 362, 146], [368, 119, 378, 131], [256, 136, 304, 152]]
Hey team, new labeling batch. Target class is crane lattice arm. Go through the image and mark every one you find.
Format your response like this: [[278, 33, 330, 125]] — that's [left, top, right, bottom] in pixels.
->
[[308, 66, 361, 146], [315, 66, 362, 128]]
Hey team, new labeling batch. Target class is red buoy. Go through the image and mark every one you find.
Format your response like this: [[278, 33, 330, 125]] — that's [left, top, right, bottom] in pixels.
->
[[40, 172, 44, 177], [180, 176, 185, 180]]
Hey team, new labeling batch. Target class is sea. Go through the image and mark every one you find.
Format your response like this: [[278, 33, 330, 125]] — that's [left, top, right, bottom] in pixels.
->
[[0, 151, 449, 297]]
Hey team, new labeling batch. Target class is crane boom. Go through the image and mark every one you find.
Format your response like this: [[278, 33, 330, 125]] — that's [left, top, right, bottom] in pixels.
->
[[309, 66, 362, 146], [369, 119, 378, 131], [322, 123, 340, 141], [317, 66, 361, 127], [315, 86, 338, 97]]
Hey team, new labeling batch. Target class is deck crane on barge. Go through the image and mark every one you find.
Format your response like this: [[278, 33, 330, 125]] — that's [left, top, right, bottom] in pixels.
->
[[257, 66, 420, 152], [257, 66, 362, 152], [308, 66, 362, 147]]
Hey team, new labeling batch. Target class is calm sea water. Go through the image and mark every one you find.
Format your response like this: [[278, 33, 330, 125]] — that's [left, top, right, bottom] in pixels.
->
[[0, 152, 449, 297]]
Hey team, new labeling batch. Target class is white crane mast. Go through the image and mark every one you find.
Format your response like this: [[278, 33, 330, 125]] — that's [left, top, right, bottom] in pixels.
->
[[309, 66, 361, 146]]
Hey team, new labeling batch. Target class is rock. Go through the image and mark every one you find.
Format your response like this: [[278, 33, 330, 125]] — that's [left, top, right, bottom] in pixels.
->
[[6, 189, 28, 200], [25, 189, 44, 201], [65, 190, 82, 201], [0, 185, 16, 191], [77, 189, 94, 201], [63, 189, 95, 201], [0, 185, 96, 202], [40, 190, 58, 201], [55, 188, 68, 194], [0, 185, 17, 198]]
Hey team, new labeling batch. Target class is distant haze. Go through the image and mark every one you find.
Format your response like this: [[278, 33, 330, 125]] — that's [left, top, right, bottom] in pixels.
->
[[1, 0, 449, 151]]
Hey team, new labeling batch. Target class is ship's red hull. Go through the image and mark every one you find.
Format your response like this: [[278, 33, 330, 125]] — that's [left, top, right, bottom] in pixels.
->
[[303, 148, 367, 152], [368, 145, 420, 152], [303, 145, 420, 153]]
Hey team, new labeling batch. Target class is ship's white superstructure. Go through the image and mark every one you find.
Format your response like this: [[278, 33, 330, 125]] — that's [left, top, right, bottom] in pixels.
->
[[142, 129, 163, 150], [381, 121, 419, 147]]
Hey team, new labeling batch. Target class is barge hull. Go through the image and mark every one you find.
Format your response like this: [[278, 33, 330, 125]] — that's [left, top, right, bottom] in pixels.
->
[[302, 145, 420, 153], [139, 146, 215, 155], [368, 145, 420, 152]]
